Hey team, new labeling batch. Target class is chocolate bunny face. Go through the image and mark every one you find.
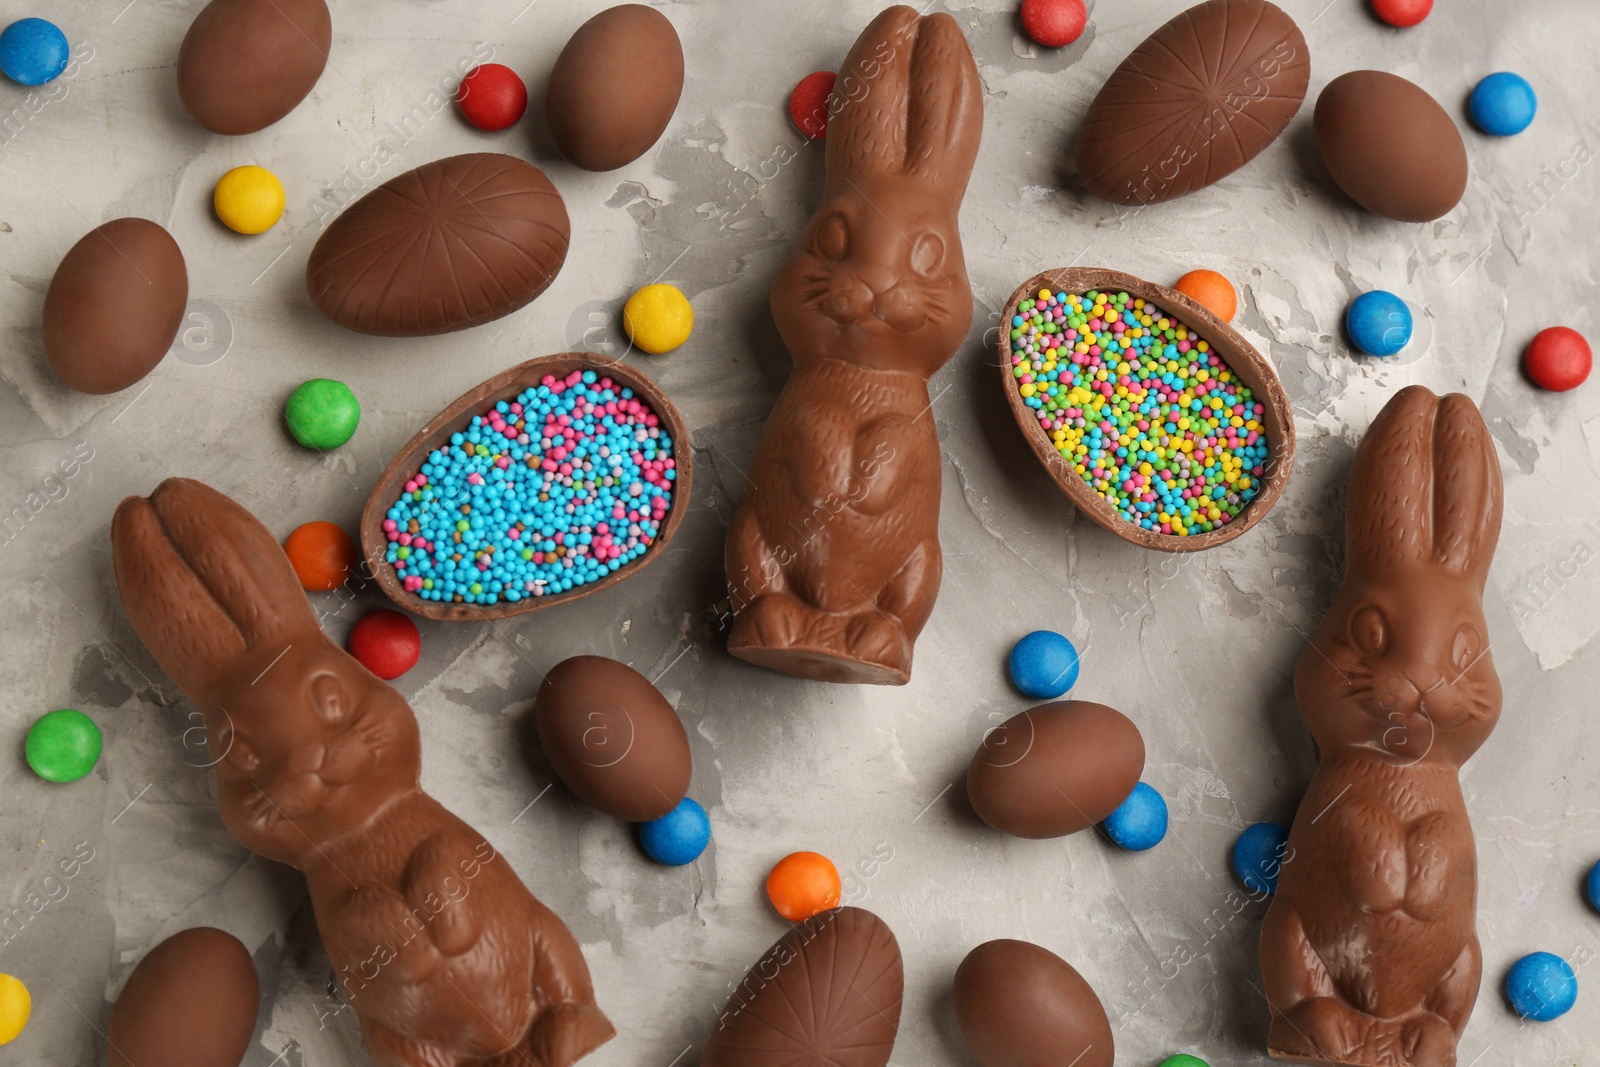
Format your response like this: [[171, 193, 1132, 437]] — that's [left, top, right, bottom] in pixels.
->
[[1295, 388, 1503, 767], [771, 5, 980, 377]]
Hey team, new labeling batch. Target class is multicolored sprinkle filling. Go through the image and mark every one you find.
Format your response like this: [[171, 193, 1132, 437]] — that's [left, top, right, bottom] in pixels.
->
[[383, 370, 675, 605], [1007, 288, 1269, 536]]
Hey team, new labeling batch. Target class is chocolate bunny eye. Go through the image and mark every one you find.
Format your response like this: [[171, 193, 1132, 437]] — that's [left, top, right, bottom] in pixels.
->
[[909, 232, 945, 277], [1451, 625, 1481, 673], [815, 214, 849, 260], [310, 673, 350, 725], [1351, 606, 1387, 654], [227, 737, 261, 776]]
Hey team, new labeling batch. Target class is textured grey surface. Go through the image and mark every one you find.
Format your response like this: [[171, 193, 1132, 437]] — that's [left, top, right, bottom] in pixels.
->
[[1, 0, 1597, 1064]]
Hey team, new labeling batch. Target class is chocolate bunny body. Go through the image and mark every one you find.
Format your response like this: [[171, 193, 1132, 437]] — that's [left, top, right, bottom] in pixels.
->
[[1261, 388, 1503, 1067], [724, 5, 982, 685], [112, 479, 613, 1067]]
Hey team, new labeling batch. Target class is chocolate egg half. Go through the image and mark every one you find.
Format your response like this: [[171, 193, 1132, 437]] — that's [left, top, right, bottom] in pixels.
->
[[177, 0, 331, 135], [547, 5, 684, 171], [1314, 70, 1468, 222], [1077, 0, 1310, 205], [966, 701, 1144, 839], [306, 153, 570, 336], [954, 939, 1113, 1067], [44, 218, 187, 395], [107, 927, 258, 1067], [704, 907, 903, 1067], [534, 655, 691, 822]]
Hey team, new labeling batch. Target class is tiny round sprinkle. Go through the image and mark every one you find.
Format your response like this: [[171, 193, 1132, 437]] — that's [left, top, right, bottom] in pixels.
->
[[25, 708, 102, 783]]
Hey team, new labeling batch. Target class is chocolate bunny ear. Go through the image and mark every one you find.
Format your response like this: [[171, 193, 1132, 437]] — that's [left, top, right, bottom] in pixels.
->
[[826, 7, 982, 189], [113, 479, 320, 696], [1346, 386, 1502, 586]]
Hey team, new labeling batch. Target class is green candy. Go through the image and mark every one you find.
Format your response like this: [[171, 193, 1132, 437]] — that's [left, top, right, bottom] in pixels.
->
[[285, 379, 360, 450], [25, 708, 102, 783], [1158, 1057, 1210, 1067]]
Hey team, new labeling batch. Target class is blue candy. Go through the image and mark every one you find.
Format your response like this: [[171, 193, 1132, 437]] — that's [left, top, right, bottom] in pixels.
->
[[1233, 822, 1290, 895], [1101, 782, 1167, 851], [1346, 290, 1413, 357], [1008, 630, 1080, 699], [0, 18, 68, 86], [1469, 72, 1537, 137], [1505, 952, 1577, 1022], [1586, 858, 1600, 913], [639, 797, 710, 866]]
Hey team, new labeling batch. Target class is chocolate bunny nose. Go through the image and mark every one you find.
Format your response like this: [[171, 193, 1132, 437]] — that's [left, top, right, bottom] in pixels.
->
[[820, 280, 875, 325]]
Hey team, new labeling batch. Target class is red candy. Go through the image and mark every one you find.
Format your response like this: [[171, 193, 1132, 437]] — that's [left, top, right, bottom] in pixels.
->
[[1524, 326, 1592, 392], [348, 610, 422, 680], [457, 63, 528, 132], [789, 71, 837, 140], [1021, 0, 1088, 48], [1371, 0, 1432, 27]]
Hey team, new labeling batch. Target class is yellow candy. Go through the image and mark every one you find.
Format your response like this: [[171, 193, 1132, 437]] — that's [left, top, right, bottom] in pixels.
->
[[213, 164, 286, 235], [624, 283, 694, 354], [0, 974, 29, 1045], [1019, 383, 1036, 397]]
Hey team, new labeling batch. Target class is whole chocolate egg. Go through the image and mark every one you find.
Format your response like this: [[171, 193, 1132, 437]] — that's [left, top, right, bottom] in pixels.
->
[[1076, 0, 1310, 205], [703, 907, 903, 1067], [966, 701, 1144, 839], [954, 939, 1113, 1067], [534, 655, 691, 822], [176, 0, 331, 135], [306, 153, 570, 336], [1314, 70, 1468, 222], [546, 5, 684, 171], [44, 218, 187, 395], [107, 927, 258, 1067]]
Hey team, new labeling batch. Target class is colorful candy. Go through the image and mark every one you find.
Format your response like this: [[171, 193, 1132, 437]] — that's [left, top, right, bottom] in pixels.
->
[[1020, 0, 1087, 48], [623, 283, 694, 355], [766, 851, 842, 921], [457, 63, 528, 131], [1174, 269, 1237, 322], [1159, 1057, 1210, 1067], [1233, 821, 1290, 895], [1371, 0, 1431, 27], [1101, 781, 1167, 851], [0, 974, 29, 1045], [285, 378, 360, 449], [1524, 326, 1591, 392], [1007, 289, 1269, 536], [1345, 290, 1413, 357], [1505, 952, 1578, 1021], [284, 520, 360, 592], [213, 165, 285, 235], [0, 17, 68, 86], [1469, 72, 1536, 137], [383, 370, 676, 606], [1007, 630, 1080, 699], [789, 71, 837, 139], [348, 610, 421, 680], [1586, 858, 1600, 913], [24, 708, 101, 783], [639, 796, 710, 866]]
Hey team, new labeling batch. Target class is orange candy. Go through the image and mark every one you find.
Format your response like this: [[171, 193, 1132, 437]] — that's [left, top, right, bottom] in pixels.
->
[[766, 851, 842, 921], [284, 521, 360, 592], [1174, 269, 1238, 322]]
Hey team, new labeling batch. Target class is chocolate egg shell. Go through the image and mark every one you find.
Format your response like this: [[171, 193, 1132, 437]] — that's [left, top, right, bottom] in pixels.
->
[[1314, 70, 1468, 222], [44, 218, 187, 395], [1076, 0, 1310, 205], [953, 939, 1113, 1067], [704, 907, 903, 1067], [107, 927, 259, 1067], [177, 0, 331, 135], [546, 5, 684, 171], [534, 655, 690, 822], [966, 701, 1144, 839], [306, 153, 570, 336]]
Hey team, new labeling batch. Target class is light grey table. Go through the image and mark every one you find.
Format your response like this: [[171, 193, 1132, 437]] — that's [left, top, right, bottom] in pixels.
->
[[2, 0, 1596, 1064]]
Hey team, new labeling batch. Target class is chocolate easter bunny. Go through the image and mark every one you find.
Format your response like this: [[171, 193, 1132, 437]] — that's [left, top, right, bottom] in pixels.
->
[[724, 5, 983, 685], [1261, 387, 1503, 1067], [112, 479, 613, 1067]]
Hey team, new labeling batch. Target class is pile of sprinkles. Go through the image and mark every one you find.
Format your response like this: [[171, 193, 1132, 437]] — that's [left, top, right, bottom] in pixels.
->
[[1007, 288, 1269, 536], [383, 369, 675, 605]]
